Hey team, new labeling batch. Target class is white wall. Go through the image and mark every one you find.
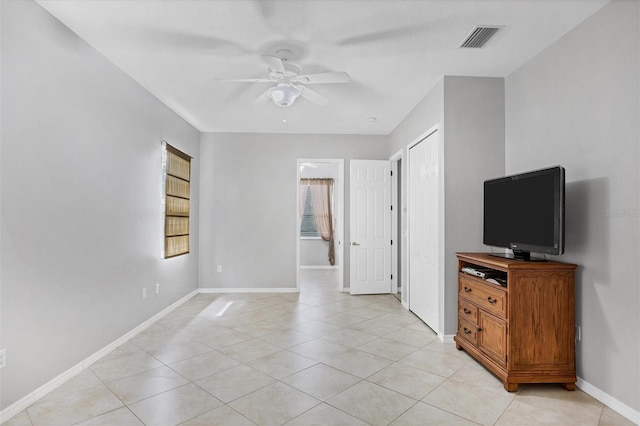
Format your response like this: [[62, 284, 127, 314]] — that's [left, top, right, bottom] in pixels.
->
[[505, 0, 639, 414], [0, 0, 200, 410], [442, 76, 506, 334], [300, 239, 331, 266], [198, 133, 388, 290], [388, 77, 505, 333]]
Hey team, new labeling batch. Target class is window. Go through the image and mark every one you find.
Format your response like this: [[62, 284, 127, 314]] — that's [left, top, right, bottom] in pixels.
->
[[162, 142, 191, 258], [300, 186, 319, 238]]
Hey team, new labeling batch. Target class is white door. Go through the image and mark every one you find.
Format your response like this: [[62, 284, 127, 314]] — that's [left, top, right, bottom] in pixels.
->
[[349, 160, 391, 295], [408, 130, 440, 330]]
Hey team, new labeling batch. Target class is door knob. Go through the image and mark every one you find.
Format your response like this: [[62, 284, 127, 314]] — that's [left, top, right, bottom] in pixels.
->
[[351, 242, 360, 246]]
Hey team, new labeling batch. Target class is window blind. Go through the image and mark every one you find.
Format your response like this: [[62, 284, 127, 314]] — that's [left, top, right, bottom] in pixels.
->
[[164, 143, 191, 258]]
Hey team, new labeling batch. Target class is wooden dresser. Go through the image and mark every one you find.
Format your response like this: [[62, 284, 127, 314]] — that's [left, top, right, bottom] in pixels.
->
[[454, 252, 578, 392]]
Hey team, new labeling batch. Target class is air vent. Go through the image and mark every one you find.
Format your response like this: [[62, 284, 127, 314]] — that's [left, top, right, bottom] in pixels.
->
[[459, 26, 502, 48]]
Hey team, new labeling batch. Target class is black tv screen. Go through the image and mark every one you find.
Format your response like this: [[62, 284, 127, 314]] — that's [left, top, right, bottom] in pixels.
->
[[483, 166, 565, 260]]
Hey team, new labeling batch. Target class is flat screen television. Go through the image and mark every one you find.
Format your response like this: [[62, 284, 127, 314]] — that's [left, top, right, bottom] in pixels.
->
[[484, 166, 565, 261]]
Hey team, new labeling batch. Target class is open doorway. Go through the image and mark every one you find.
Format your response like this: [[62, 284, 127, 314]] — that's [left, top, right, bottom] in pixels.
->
[[390, 150, 403, 303], [296, 159, 344, 294]]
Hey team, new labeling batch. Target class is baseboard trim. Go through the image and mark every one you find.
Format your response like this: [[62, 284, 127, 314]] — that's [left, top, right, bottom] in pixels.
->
[[576, 377, 640, 424], [441, 334, 456, 343], [198, 287, 299, 294], [299, 265, 340, 270], [0, 289, 198, 425]]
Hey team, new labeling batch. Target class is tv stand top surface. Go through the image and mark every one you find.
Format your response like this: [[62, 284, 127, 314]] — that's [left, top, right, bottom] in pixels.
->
[[456, 252, 577, 272], [490, 252, 548, 262]]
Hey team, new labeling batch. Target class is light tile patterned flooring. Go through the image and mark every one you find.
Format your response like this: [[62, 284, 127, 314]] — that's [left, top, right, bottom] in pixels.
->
[[7, 270, 635, 425]]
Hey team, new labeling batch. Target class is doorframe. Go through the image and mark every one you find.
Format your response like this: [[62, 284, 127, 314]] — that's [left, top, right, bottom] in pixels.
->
[[296, 158, 345, 292], [406, 124, 445, 337], [389, 149, 403, 299]]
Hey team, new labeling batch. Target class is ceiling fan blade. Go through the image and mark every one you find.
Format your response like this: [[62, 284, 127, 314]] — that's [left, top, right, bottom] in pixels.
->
[[294, 72, 351, 84], [253, 87, 275, 104], [298, 86, 329, 106], [110, 23, 253, 56], [336, 23, 427, 46], [216, 78, 274, 83], [261, 55, 286, 74]]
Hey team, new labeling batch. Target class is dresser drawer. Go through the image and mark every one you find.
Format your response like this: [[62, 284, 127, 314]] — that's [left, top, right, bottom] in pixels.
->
[[459, 275, 507, 319], [458, 299, 478, 325], [458, 318, 478, 345]]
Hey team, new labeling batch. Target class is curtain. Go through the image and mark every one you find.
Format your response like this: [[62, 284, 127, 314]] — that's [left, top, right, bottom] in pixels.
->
[[308, 178, 335, 265], [299, 182, 308, 219]]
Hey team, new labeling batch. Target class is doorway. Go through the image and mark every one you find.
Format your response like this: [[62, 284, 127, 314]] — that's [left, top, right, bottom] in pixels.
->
[[296, 159, 344, 293], [390, 150, 403, 303]]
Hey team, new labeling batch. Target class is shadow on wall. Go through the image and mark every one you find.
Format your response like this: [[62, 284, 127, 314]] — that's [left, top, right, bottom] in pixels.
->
[[564, 177, 612, 380]]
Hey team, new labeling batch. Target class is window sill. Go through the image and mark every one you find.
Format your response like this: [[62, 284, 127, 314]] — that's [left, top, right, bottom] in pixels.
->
[[300, 236, 322, 240]]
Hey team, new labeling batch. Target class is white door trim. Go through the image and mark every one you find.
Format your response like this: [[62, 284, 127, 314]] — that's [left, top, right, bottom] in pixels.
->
[[296, 158, 345, 292]]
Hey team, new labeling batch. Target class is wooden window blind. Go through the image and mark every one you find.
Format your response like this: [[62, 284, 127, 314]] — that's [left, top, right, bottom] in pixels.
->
[[163, 143, 191, 258]]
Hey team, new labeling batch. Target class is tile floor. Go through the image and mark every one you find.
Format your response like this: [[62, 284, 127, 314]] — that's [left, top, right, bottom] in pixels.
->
[[6, 270, 635, 426]]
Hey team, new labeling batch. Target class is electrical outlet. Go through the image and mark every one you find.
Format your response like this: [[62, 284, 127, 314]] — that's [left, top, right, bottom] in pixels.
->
[[576, 326, 581, 341], [217, 265, 222, 273], [142, 288, 147, 299], [0, 349, 6, 368], [156, 283, 160, 294]]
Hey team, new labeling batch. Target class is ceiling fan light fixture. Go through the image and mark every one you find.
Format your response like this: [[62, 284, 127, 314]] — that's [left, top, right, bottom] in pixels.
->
[[270, 84, 301, 108]]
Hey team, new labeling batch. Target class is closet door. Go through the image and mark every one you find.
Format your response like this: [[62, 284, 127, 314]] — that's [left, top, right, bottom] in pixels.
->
[[408, 130, 440, 332]]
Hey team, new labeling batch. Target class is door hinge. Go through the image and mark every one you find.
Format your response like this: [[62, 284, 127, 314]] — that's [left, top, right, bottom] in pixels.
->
[[391, 240, 393, 245], [390, 205, 393, 210], [390, 170, 393, 176], [391, 274, 393, 280]]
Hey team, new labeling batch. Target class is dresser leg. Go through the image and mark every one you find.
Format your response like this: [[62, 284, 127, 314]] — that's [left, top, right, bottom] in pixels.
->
[[455, 342, 463, 350], [562, 383, 576, 391], [504, 383, 518, 392]]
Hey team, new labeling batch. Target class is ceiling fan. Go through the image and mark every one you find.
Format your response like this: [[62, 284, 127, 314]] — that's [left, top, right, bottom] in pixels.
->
[[220, 51, 350, 108]]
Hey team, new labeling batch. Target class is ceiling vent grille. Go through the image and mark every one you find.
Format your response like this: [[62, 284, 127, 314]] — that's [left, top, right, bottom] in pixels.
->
[[459, 26, 502, 48]]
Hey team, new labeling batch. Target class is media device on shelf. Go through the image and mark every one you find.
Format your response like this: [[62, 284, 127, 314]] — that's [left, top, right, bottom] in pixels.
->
[[483, 165, 565, 261]]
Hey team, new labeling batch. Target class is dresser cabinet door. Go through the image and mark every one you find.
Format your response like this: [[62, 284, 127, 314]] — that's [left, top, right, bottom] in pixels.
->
[[478, 311, 507, 366]]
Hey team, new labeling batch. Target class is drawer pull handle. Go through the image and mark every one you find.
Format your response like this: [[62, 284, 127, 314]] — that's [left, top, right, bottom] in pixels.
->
[[487, 296, 497, 304], [477, 327, 482, 332], [463, 327, 472, 335], [464, 287, 472, 293], [463, 308, 472, 315]]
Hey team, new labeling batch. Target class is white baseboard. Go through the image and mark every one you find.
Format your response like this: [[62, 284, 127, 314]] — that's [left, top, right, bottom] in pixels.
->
[[300, 265, 340, 270], [198, 287, 299, 293], [441, 334, 456, 343], [0, 290, 198, 425], [577, 377, 640, 424]]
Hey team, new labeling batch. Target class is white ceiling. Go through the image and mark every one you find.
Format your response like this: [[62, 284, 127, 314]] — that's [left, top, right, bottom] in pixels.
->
[[37, 0, 608, 135]]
